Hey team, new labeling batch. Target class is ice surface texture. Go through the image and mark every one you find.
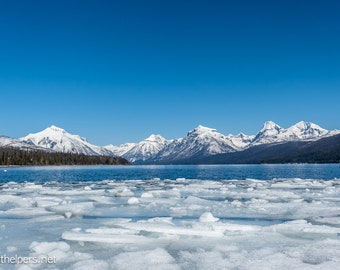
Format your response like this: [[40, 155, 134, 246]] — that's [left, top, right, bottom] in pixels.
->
[[0, 178, 339, 269]]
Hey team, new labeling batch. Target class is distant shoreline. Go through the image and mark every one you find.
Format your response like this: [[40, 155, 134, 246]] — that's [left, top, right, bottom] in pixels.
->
[[1, 162, 339, 168], [0, 147, 130, 166]]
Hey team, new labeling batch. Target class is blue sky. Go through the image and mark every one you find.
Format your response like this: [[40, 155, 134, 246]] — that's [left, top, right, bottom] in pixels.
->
[[0, 0, 339, 145]]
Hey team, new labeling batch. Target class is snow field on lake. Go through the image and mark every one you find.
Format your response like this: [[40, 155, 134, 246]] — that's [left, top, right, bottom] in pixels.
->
[[0, 178, 339, 269]]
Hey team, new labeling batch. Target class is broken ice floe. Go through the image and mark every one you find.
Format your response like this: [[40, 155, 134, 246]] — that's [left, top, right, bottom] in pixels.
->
[[0, 178, 339, 269]]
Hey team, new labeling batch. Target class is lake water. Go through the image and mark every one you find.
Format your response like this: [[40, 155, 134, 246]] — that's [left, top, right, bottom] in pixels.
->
[[1, 164, 339, 183], [1, 164, 339, 269]]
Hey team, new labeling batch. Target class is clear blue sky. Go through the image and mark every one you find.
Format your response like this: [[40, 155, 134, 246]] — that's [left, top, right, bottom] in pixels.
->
[[0, 0, 339, 145]]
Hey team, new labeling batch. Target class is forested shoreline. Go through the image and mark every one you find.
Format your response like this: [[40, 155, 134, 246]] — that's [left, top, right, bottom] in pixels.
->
[[0, 147, 129, 166]]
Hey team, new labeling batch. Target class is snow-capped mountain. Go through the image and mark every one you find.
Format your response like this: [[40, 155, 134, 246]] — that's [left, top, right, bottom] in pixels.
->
[[19, 125, 113, 156], [281, 121, 329, 140], [148, 125, 237, 163], [105, 143, 137, 157], [251, 121, 283, 145], [142, 121, 339, 163], [109, 134, 171, 162], [1, 136, 27, 148], [250, 121, 333, 146], [2, 121, 339, 164], [226, 133, 255, 149], [0, 136, 48, 151]]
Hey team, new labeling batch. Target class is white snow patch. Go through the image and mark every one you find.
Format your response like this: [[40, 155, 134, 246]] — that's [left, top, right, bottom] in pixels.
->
[[199, 212, 219, 222], [127, 197, 139, 205], [111, 248, 179, 270]]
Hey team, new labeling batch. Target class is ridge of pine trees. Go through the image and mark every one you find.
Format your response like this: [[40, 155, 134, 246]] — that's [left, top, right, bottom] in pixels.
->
[[0, 147, 130, 166]]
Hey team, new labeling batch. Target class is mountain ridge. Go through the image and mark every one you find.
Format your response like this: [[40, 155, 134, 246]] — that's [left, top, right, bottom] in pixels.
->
[[136, 121, 339, 164], [195, 134, 340, 164], [1, 121, 339, 164]]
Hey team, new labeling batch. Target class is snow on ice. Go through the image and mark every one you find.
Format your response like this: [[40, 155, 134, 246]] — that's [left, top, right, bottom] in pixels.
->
[[0, 178, 339, 269]]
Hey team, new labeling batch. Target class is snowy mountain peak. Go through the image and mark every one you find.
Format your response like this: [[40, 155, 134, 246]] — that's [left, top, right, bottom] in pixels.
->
[[151, 125, 237, 163], [145, 134, 166, 143], [261, 121, 282, 132], [252, 121, 283, 145], [19, 126, 111, 156], [188, 125, 217, 136], [236, 132, 248, 138], [104, 143, 137, 157], [294, 121, 311, 128], [284, 121, 329, 140], [24, 126, 87, 143], [252, 121, 332, 146], [47, 125, 66, 133], [118, 134, 170, 162], [291, 121, 326, 132], [195, 125, 216, 132]]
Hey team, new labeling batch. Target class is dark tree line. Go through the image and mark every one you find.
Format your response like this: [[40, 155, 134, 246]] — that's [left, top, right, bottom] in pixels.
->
[[0, 147, 129, 166]]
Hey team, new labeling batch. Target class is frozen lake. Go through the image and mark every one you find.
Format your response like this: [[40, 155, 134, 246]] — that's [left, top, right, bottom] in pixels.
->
[[0, 165, 339, 269]]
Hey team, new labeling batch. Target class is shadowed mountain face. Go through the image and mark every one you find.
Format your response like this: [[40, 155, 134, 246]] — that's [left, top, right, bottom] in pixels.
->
[[193, 134, 340, 164]]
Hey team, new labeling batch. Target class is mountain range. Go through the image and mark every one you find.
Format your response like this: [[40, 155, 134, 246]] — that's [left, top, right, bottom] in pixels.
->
[[1, 121, 339, 164]]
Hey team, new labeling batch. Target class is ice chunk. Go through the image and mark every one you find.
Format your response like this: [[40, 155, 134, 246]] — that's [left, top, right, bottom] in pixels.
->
[[28, 241, 93, 267], [127, 197, 139, 205], [199, 212, 219, 222], [113, 188, 134, 197], [141, 192, 154, 198], [0, 208, 54, 218], [6, 246, 18, 252], [70, 259, 109, 270], [111, 248, 179, 270], [30, 241, 70, 254], [47, 202, 94, 217], [62, 231, 152, 244]]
